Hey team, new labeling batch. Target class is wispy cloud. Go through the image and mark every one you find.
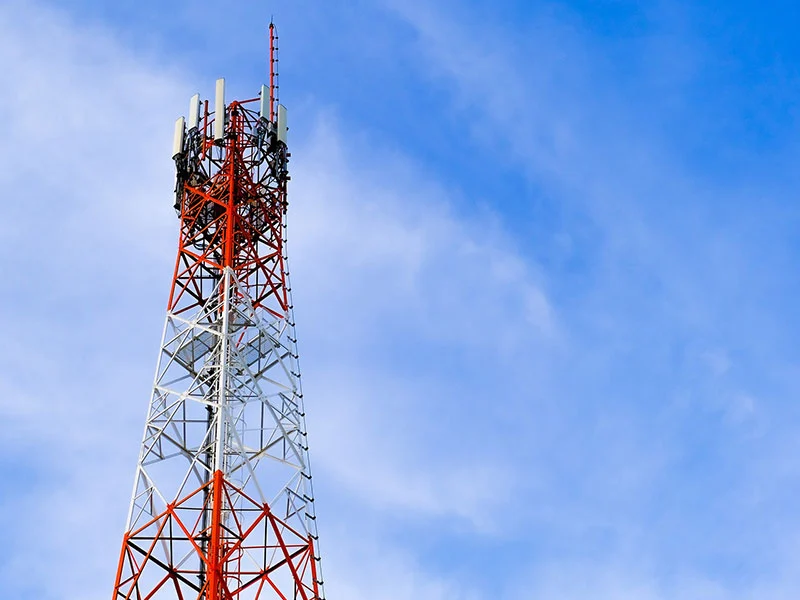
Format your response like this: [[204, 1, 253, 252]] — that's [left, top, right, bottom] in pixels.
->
[[386, 0, 800, 595]]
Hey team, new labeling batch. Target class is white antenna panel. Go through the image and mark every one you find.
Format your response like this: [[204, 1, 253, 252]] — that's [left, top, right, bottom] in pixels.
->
[[277, 104, 288, 144], [172, 116, 185, 158], [260, 84, 269, 120], [188, 93, 200, 130], [214, 78, 226, 141]]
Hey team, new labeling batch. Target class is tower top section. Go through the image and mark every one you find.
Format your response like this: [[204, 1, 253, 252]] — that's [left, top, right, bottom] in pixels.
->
[[167, 24, 293, 319]]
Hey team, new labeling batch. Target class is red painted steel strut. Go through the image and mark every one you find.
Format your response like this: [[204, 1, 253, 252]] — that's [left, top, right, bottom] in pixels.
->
[[207, 470, 225, 600]]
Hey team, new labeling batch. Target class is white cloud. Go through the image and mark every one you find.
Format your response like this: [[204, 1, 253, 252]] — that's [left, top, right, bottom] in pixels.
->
[[323, 522, 481, 600], [289, 116, 557, 350]]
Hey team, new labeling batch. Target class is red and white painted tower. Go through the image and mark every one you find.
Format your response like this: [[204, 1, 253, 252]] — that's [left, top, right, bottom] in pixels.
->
[[113, 24, 325, 600]]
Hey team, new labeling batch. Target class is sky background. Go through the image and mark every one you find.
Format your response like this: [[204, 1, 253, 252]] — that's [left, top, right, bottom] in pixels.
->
[[3, 0, 800, 598]]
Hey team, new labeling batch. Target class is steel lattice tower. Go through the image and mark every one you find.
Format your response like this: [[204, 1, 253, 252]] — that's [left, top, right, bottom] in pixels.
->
[[113, 25, 325, 600]]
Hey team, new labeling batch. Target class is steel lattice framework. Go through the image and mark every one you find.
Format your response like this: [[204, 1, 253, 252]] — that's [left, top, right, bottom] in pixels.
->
[[112, 25, 325, 600]]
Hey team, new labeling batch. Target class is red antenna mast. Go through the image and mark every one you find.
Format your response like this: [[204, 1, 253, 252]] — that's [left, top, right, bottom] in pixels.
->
[[269, 21, 277, 122]]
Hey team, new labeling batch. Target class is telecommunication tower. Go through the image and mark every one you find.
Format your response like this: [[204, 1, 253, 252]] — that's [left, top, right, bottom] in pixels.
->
[[112, 24, 325, 600]]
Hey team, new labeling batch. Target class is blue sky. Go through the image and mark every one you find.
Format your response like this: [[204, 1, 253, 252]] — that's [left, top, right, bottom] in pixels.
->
[[3, 0, 800, 598]]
